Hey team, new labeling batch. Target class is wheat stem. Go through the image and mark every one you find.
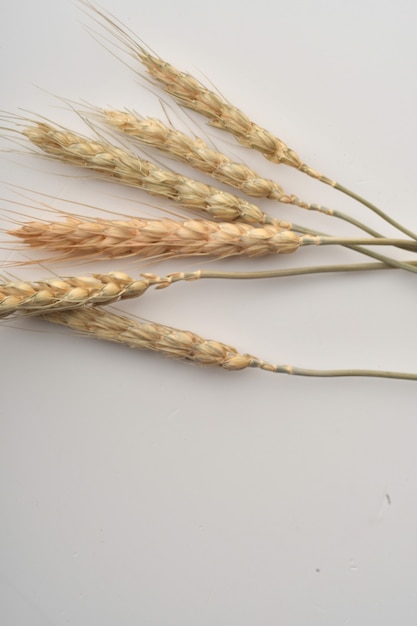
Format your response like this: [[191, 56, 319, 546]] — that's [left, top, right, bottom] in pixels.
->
[[43, 306, 417, 381]]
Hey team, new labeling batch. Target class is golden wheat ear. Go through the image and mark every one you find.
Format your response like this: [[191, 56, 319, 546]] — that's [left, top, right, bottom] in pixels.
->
[[9, 215, 301, 262], [42, 305, 417, 381], [9, 213, 417, 269], [5, 258, 417, 319], [21, 120, 288, 226]]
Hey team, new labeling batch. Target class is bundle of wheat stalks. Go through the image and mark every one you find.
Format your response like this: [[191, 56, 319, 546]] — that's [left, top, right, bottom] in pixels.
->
[[2, 1, 417, 381]]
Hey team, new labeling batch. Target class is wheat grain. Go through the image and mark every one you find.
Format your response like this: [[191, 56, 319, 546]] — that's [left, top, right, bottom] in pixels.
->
[[9, 216, 301, 261], [43, 305, 417, 381], [22, 122, 285, 226]]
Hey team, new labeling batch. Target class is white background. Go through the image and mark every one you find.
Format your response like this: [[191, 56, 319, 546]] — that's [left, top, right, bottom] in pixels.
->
[[1, 0, 417, 624]]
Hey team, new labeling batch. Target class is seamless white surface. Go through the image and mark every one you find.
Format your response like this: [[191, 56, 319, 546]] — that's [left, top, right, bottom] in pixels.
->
[[1, 1, 417, 624]]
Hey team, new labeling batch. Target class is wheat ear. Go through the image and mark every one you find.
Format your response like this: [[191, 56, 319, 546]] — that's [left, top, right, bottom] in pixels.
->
[[9, 216, 301, 261], [43, 306, 417, 381], [22, 122, 284, 227], [0, 272, 161, 318], [102, 110, 298, 203], [3, 258, 417, 319], [10, 215, 417, 265]]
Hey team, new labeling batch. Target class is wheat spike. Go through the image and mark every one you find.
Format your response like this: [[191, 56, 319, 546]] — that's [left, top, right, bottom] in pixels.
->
[[10, 215, 413, 263], [10, 216, 301, 261], [81, 2, 307, 170], [43, 306, 417, 381], [4, 257, 416, 318], [102, 110, 307, 207], [22, 122, 284, 225], [44, 306, 255, 369], [129, 50, 304, 170], [0, 272, 169, 318]]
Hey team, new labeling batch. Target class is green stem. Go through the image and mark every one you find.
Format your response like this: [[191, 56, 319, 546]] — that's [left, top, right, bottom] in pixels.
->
[[252, 360, 417, 381], [185, 259, 417, 282], [292, 223, 417, 274], [300, 164, 417, 242], [302, 236, 417, 248], [334, 182, 417, 242]]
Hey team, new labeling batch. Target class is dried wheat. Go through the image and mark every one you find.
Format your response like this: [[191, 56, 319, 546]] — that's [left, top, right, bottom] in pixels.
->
[[3, 256, 417, 319], [0, 272, 165, 318], [4, 255, 416, 319], [81, 2, 417, 242], [102, 110, 307, 206], [43, 306, 417, 381], [9, 215, 301, 261], [22, 122, 285, 226]]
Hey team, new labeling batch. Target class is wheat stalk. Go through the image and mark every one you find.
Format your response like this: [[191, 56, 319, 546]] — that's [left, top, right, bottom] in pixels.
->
[[43, 306, 417, 381], [21, 121, 286, 227]]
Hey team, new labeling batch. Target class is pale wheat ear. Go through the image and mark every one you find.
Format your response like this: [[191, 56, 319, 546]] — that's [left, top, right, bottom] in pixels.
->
[[9, 212, 417, 269], [41, 305, 417, 382], [8, 215, 301, 263], [20, 119, 287, 226]]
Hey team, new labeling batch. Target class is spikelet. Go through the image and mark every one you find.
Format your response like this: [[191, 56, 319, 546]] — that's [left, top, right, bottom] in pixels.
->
[[9, 216, 301, 261], [22, 122, 286, 225]]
